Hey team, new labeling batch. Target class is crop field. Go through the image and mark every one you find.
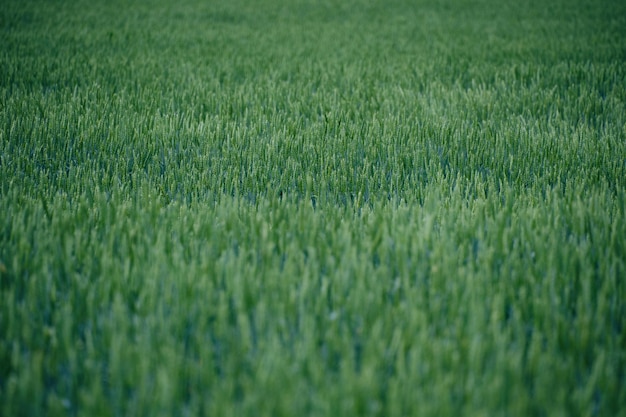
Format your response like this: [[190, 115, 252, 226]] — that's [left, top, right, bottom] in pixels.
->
[[1, 0, 625, 415]]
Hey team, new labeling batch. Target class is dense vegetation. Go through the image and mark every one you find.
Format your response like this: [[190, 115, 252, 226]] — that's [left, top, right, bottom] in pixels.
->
[[1, 0, 625, 415]]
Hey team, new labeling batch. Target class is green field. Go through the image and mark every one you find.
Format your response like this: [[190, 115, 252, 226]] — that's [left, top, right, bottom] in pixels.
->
[[1, 0, 625, 415]]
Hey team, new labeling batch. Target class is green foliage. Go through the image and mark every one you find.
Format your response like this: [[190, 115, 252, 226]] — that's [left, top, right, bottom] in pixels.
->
[[1, 0, 625, 416]]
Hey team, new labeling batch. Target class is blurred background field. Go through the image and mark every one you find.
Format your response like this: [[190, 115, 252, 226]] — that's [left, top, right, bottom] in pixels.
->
[[1, 0, 625, 416]]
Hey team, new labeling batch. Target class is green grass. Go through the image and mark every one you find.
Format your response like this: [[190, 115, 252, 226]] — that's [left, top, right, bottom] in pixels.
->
[[1, 0, 626, 415]]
